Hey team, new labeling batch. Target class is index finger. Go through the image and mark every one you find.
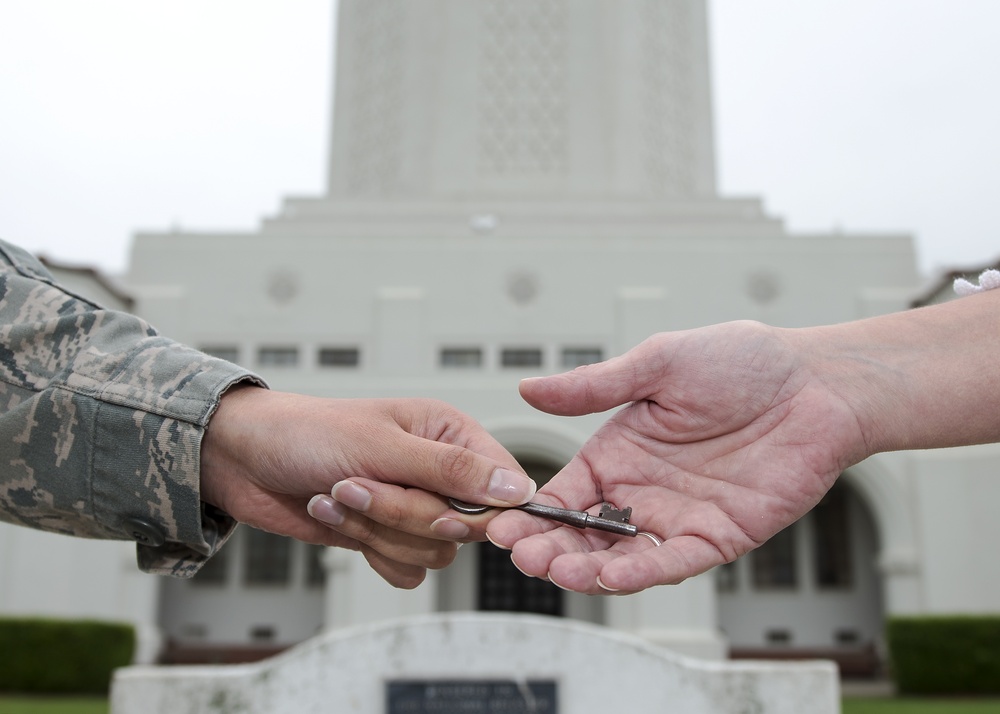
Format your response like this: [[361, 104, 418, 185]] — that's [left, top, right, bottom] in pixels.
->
[[381, 433, 537, 507]]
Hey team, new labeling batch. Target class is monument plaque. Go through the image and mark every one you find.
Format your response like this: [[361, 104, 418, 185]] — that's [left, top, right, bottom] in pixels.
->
[[387, 680, 557, 714]]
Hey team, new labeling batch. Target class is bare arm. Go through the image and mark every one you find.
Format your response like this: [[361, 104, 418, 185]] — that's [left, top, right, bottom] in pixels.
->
[[485, 289, 1000, 594]]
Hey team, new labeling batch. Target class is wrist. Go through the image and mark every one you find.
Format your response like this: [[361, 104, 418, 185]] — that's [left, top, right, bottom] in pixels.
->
[[797, 291, 1000, 456], [791, 321, 909, 460], [200, 383, 267, 512]]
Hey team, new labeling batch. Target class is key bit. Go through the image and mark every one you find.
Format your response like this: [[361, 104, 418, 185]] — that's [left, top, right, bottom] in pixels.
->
[[598, 503, 633, 524], [448, 498, 638, 537]]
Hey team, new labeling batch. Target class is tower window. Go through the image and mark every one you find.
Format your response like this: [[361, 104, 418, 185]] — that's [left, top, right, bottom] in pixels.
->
[[258, 346, 299, 367], [319, 347, 360, 367], [561, 347, 603, 369], [441, 347, 483, 368], [200, 345, 240, 364], [501, 347, 542, 368]]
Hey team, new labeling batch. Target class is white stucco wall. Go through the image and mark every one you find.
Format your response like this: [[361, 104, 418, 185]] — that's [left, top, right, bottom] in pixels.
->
[[910, 445, 1000, 613]]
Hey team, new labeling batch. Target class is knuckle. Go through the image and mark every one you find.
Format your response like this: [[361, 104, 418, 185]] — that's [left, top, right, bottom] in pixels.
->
[[363, 548, 427, 590], [426, 543, 460, 570], [375, 497, 410, 532], [436, 446, 478, 492], [352, 517, 381, 545], [393, 568, 428, 590]]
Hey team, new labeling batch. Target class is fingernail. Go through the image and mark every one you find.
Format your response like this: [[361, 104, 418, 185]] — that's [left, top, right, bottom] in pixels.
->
[[307, 494, 346, 526], [431, 518, 470, 540], [485, 532, 510, 550], [511, 556, 533, 578], [488, 468, 536, 504], [509, 556, 550, 582], [547, 572, 572, 590], [331, 480, 372, 512], [596, 576, 619, 592]]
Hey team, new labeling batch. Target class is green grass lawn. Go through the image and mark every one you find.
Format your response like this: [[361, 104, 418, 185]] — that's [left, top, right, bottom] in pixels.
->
[[843, 699, 1000, 714], [0, 697, 108, 714]]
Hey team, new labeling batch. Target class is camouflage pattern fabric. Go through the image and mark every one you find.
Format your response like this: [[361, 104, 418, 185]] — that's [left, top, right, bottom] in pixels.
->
[[0, 238, 265, 577]]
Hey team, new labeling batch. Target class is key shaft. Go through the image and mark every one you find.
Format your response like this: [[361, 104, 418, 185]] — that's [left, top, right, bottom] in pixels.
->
[[447, 498, 639, 537], [517, 502, 638, 537]]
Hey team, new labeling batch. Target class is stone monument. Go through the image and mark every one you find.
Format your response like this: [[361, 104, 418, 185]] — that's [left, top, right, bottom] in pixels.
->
[[110, 613, 838, 713]]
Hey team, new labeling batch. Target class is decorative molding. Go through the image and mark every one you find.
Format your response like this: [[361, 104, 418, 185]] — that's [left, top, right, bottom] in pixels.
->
[[746, 270, 781, 304], [267, 269, 300, 304], [478, 0, 569, 177], [640, 0, 697, 195], [506, 270, 540, 305], [345, 1, 405, 195]]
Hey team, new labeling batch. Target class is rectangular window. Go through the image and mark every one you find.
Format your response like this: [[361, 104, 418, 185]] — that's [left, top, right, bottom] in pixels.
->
[[501, 347, 543, 369], [441, 347, 483, 368], [715, 561, 738, 593], [191, 547, 228, 586], [561, 347, 603, 369], [835, 628, 860, 646], [244, 528, 292, 586], [306, 544, 327, 587], [249, 625, 276, 642], [319, 347, 360, 368], [813, 485, 853, 588], [258, 346, 299, 367], [199, 345, 240, 364], [766, 629, 793, 646], [752, 525, 798, 589]]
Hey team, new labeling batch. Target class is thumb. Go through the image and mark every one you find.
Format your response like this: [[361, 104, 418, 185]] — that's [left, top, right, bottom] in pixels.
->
[[519, 338, 665, 416], [394, 434, 537, 507]]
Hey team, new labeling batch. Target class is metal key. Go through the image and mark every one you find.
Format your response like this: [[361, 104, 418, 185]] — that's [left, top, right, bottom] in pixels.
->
[[449, 498, 638, 537]]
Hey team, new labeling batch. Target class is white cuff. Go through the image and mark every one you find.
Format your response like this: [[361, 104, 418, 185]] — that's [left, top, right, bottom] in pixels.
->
[[954, 269, 1000, 296]]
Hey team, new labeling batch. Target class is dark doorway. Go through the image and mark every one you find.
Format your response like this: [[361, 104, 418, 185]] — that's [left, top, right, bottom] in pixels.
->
[[477, 541, 564, 615], [476, 460, 564, 616]]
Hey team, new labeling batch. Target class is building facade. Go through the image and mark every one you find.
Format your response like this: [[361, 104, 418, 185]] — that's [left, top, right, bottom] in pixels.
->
[[2, 0, 999, 673]]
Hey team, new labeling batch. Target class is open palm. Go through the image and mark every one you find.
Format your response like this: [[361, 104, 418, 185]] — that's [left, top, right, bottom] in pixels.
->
[[487, 321, 868, 594]]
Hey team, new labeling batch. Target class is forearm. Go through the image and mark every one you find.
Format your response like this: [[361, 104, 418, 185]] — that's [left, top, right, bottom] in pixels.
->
[[0, 239, 264, 575], [792, 289, 1000, 456]]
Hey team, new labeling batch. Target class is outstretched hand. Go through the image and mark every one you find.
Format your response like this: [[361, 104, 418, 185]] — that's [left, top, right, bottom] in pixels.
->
[[486, 321, 870, 594], [200, 388, 534, 588]]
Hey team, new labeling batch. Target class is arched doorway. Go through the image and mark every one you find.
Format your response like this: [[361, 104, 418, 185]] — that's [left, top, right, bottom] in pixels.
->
[[716, 477, 884, 676], [477, 461, 565, 616], [437, 458, 604, 624]]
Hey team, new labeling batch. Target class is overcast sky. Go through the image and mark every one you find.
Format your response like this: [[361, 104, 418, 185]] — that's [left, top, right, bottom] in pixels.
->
[[1, 1, 998, 278]]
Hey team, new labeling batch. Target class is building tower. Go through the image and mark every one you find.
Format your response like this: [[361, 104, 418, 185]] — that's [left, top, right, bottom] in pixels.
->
[[263, 0, 782, 241], [328, 0, 717, 200]]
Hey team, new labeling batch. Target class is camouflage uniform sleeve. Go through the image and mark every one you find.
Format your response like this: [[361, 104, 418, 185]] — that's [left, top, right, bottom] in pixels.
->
[[0, 239, 267, 577]]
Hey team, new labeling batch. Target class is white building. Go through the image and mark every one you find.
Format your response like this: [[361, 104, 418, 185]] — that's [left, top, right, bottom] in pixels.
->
[[3, 0, 999, 676]]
